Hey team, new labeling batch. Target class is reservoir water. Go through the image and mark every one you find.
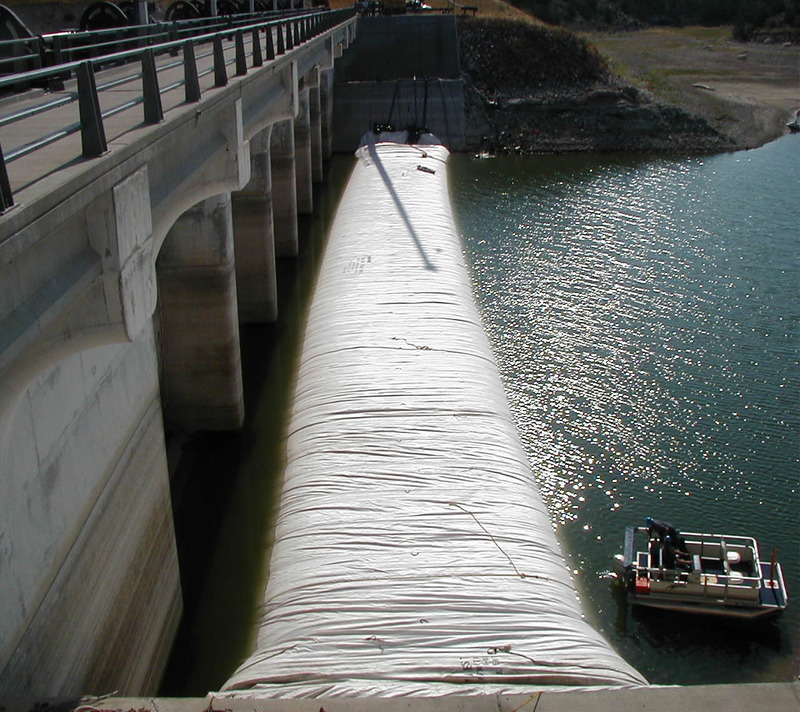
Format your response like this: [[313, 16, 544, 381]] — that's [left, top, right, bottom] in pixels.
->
[[450, 134, 799, 686], [161, 135, 799, 692]]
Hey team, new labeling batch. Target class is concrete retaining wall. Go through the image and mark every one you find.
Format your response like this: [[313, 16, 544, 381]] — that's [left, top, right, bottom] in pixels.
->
[[334, 16, 461, 81], [0, 325, 181, 696], [333, 79, 466, 151], [333, 16, 466, 151]]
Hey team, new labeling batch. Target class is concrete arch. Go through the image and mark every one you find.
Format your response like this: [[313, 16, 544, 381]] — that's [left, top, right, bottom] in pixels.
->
[[150, 99, 251, 255], [0, 282, 128, 467]]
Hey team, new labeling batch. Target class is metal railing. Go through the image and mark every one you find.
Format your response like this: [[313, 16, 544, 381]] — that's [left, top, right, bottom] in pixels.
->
[[0, 8, 355, 212], [0, 8, 316, 75]]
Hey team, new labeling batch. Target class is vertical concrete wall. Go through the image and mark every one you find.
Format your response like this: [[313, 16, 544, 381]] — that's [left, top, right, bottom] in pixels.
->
[[157, 194, 245, 433], [333, 80, 466, 152], [334, 16, 461, 81], [332, 16, 466, 152], [0, 324, 181, 696]]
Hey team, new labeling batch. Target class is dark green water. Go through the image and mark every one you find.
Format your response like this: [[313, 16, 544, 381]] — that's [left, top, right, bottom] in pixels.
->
[[161, 136, 798, 692], [160, 155, 357, 694], [450, 135, 799, 685]]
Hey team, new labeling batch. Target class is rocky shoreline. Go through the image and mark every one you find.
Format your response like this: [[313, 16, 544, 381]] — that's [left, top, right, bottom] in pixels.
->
[[463, 82, 731, 154], [458, 19, 770, 154]]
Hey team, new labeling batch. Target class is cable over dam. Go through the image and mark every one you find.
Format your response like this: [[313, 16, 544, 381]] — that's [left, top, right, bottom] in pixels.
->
[[220, 133, 647, 697]]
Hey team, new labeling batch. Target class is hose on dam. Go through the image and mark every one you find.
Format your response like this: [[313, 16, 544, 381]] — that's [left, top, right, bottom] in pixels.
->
[[220, 132, 647, 697]]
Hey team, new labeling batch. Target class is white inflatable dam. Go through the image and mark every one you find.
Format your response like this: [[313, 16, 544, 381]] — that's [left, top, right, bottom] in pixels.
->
[[221, 134, 647, 697]]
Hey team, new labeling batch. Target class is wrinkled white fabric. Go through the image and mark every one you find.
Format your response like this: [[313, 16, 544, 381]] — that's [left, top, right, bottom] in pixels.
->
[[221, 136, 647, 696]]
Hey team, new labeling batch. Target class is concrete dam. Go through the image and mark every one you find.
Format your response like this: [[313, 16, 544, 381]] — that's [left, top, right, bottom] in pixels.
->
[[0, 11, 644, 699]]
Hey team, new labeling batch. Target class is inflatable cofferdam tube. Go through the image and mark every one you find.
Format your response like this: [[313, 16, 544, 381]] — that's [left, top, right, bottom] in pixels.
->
[[221, 134, 647, 696]]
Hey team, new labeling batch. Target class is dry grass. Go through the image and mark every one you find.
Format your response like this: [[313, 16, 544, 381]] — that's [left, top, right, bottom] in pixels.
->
[[328, 0, 539, 22], [585, 26, 800, 147]]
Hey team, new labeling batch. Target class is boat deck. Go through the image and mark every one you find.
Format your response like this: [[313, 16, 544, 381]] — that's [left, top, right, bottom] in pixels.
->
[[624, 526, 788, 618]]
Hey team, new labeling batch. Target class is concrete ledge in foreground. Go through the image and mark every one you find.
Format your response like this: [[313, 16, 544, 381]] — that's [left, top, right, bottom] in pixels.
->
[[2, 683, 798, 712]]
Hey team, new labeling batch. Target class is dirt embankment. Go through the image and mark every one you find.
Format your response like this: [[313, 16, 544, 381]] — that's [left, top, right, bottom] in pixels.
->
[[459, 18, 799, 154], [587, 27, 800, 150]]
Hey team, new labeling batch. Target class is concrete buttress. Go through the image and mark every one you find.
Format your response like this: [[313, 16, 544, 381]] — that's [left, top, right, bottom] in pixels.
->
[[270, 118, 299, 257], [294, 87, 313, 215], [232, 126, 279, 323], [320, 68, 335, 160], [309, 76, 324, 183]]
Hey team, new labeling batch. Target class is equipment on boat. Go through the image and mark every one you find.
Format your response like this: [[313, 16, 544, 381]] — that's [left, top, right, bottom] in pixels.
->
[[613, 520, 788, 620]]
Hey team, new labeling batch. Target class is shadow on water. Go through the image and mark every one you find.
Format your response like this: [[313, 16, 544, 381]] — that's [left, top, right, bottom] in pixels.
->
[[159, 155, 356, 695]]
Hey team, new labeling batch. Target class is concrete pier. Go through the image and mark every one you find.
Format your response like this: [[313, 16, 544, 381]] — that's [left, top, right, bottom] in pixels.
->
[[320, 68, 335, 160], [309, 76, 324, 183], [294, 87, 314, 215], [232, 127, 279, 323], [157, 194, 245, 432], [270, 119, 300, 256]]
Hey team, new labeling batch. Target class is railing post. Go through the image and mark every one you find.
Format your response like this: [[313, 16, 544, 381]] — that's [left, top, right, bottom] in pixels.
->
[[276, 23, 285, 54], [266, 25, 275, 60], [293, 20, 300, 46], [142, 48, 164, 124], [0, 144, 14, 213], [76, 61, 107, 158], [252, 28, 263, 67], [285, 22, 293, 51], [49, 34, 68, 88], [235, 30, 247, 75], [183, 40, 201, 102], [169, 21, 180, 57], [213, 35, 228, 86], [51, 33, 64, 66]]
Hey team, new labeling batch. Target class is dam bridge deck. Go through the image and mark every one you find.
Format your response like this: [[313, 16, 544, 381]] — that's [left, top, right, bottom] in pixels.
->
[[0, 8, 349, 214]]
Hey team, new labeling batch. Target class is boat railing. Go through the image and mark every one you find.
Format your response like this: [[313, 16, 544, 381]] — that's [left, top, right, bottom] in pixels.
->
[[626, 526, 785, 611], [637, 565, 761, 585], [634, 561, 763, 604], [633, 530, 765, 605]]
